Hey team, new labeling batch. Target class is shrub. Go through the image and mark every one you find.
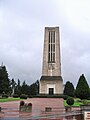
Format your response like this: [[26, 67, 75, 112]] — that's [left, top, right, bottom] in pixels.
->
[[81, 99, 88, 105], [62, 95, 69, 100], [28, 95, 33, 98], [2, 94, 8, 98], [36, 94, 69, 99], [66, 97, 74, 106], [28, 103, 32, 106], [76, 99, 82, 103], [20, 101, 25, 106], [20, 94, 28, 99], [87, 97, 90, 100], [13, 94, 19, 98]]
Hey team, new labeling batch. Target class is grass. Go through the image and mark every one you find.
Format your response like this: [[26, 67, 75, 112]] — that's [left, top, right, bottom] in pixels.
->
[[64, 98, 90, 107], [64, 98, 81, 107], [0, 97, 22, 102]]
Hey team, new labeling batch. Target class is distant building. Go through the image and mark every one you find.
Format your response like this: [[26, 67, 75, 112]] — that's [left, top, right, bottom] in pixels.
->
[[39, 27, 63, 95]]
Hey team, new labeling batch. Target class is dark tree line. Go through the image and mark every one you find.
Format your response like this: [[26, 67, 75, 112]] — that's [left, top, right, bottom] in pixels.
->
[[14, 79, 39, 97], [0, 65, 39, 97], [0, 65, 90, 99], [64, 74, 90, 99]]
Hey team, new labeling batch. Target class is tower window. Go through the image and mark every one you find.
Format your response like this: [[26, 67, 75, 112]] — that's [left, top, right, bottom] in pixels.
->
[[52, 44, 55, 52], [48, 31, 55, 63]]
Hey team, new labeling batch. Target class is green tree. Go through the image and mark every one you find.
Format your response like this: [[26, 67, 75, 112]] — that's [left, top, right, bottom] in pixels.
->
[[14, 79, 21, 96], [21, 81, 29, 95], [29, 80, 39, 95], [0, 65, 11, 95], [64, 81, 75, 97], [75, 74, 90, 99]]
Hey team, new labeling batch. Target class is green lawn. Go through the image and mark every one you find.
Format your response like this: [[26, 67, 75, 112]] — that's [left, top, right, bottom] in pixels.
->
[[64, 98, 90, 107], [0, 97, 22, 102], [64, 99, 81, 107]]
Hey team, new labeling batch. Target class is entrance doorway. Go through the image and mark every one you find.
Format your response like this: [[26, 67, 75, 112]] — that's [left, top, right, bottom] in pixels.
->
[[49, 88, 54, 95]]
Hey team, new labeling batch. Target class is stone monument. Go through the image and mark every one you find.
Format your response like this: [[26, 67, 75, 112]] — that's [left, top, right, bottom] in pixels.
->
[[39, 27, 63, 95]]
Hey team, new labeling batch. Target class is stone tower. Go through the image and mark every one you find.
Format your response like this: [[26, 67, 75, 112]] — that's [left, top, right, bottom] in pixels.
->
[[39, 27, 63, 95]]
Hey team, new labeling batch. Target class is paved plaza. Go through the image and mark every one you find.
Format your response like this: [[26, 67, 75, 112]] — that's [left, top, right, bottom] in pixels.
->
[[0, 98, 64, 119], [0, 98, 83, 120]]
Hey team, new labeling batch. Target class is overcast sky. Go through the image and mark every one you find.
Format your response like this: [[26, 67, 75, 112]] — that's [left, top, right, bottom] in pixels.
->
[[0, 0, 90, 86]]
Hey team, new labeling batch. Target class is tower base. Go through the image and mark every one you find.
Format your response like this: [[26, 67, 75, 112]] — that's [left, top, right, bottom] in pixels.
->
[[39, 76, 63, 95]]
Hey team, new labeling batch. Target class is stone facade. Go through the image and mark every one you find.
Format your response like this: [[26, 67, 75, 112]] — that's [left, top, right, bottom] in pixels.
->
[[39, 27, 63, 95], [42, 27, 61, 76], [40, 77, 63, 94]]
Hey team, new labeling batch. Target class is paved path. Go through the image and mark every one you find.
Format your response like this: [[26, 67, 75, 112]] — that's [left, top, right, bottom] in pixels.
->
[[0, 98, 64, 119]]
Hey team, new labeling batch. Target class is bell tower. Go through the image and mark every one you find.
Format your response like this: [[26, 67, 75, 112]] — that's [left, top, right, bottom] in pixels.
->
[[39, 27, 63, 95]]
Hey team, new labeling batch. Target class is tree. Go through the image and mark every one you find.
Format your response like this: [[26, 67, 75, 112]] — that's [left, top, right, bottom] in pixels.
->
[[14, 80, 39, 96], [0, 65, 11, 95], [21, 81, 29, 95], [14, 79, 21, 96], [75, 74, 90, 99], [64, 81, 75, 97], [29, 80, 39, 96]]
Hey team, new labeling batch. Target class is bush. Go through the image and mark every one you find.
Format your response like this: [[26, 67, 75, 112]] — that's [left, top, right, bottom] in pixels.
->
[[76, 99, 82, 103], [28, 103, 32, 106], [13, 94, 19, 98], [28, 95, 33, 98], [87, 97, 90, 100], [62, 95, 69, 100], [2, 94, 8, 98], [36, 94, 69, 99], [20, 94, 28, 99], [81, 99, 88, 105], [20, 101, 25, 106], [66, 97, 74, 106]]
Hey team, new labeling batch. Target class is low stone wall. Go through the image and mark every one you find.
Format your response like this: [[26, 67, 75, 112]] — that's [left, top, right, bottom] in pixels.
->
[[80, 105, 90, 111]]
